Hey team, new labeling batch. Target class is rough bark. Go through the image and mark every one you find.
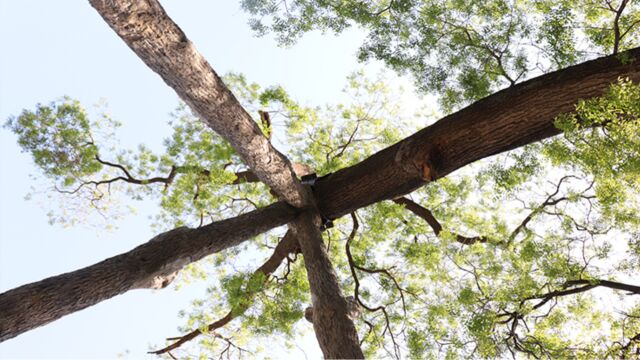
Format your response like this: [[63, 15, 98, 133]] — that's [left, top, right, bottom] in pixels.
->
[[313, 48, 640, 218], [290, 211, 365, 359], [233, 162, 314, 184], [3, 44, 637, 352], [88, 0, 310, 208], [0, 202, 296, 342]]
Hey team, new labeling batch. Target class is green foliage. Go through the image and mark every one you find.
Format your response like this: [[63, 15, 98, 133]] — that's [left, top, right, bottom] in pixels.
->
[[242, 0, 640, 111], [5, 98, 103, 184], [544, 78, 640, 227]]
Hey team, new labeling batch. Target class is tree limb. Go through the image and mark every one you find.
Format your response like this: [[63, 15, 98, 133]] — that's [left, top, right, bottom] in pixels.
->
[[314, 47, 640, 219], [0, 202, 296, 342], [89, 1, 364, 357], [89, 0, 310, 207], [5, 0, 640, 350], [150, 231, 300, 355], [290, 211, 365, 359], [393, 197, 488, 245]]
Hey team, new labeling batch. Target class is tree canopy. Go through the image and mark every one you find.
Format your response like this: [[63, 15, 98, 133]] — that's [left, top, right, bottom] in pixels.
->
[[2, 0, 640, 359]]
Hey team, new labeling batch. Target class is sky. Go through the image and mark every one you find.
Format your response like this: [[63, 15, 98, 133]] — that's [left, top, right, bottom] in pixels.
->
[[0, 1, 399, 358]]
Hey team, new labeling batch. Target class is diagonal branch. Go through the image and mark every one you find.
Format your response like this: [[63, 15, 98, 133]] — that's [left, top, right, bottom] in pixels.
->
[[5, 1, 640, 347], [232, 162, 314, 185], [89, 0, 309, 207], [0, 202, 296, 342], [89, 3, 364, 357], [498, 278, 640, 324], [313, 47, 640, 219], [150, 231, 300, 355], [497, 278, 640, 357], [394, 175, 596, 246], [393, 197, 487, 245]]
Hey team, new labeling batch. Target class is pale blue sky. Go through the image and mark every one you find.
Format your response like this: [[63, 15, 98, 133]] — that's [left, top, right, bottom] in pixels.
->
[[0, 1, 382, 358]]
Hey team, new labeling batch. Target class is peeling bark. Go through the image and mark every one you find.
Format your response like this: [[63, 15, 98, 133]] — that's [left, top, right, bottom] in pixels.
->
[[0, 202, 296, 342]]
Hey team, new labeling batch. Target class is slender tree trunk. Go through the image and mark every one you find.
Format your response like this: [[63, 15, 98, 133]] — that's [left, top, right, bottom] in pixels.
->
[[0, 202, 295, 342]]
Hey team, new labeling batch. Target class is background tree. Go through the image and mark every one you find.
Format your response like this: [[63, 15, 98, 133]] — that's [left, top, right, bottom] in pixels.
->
[[2, 0, 640, 358]]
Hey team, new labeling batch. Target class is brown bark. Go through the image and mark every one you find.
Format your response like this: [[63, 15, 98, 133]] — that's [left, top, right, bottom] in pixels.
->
[[89, 1, 363, 355], [0, 202, 296, 342], [313, 47, 640, 219], [233, 162, 314, 184], [88, 0, 310, 208], [290, 211, 365, 359]]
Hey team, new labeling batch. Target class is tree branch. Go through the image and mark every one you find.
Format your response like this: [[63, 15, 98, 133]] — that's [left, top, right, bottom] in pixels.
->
[[150, 231, 300, 354], [231, 162, 313, 185], [497, 278, 640, 353], [290, 211, 364, 359], [393, 197, 487, 245], [313, 47, 640, 219], [89, 0, 310, 207], [345, 213, 403, 358], [0, 202, 296, 342]]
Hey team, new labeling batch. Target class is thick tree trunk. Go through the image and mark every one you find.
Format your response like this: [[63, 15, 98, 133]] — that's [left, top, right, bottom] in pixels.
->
[[290, 211, 365, 359], [88, 0, 310, 208], [0, 202, 295, 342], [313, 47, 640, 218]]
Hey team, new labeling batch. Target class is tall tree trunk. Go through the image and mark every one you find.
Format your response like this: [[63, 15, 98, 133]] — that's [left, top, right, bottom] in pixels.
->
[[0, 202, 295, 342]]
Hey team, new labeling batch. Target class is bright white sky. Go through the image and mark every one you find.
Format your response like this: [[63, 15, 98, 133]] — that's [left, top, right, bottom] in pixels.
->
[[0, 1, 404, 358]]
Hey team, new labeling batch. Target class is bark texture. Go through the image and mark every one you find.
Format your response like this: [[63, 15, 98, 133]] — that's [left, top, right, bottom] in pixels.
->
[[313, 48, 640, 218], [290, 211, 365, 359], [88, 0, 310, 208], [0, 202, 295, 342]]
